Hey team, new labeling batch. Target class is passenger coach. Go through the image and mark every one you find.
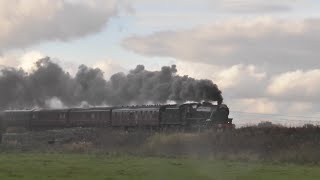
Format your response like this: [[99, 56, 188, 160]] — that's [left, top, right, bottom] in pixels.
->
[[0, 102, 233, 131]]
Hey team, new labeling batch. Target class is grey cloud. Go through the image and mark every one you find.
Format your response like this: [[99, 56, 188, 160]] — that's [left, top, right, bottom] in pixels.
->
[[0, 0, 124, 50], [123, 18, 320, 73], [134, 0, 305, 13], [213, 0, 298, 13], [266, 69, 320, 102]]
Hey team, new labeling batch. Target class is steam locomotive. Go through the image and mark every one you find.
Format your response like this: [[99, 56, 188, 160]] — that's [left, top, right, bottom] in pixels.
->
[[0, 102, 233, 132]]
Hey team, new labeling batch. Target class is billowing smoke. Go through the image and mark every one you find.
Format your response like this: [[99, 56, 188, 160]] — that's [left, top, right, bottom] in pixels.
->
[[0, 57, 223, 110], [45, 97, 66, 109]]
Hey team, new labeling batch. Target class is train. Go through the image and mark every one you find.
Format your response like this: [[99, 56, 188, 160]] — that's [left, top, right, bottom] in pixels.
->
[[0, 102, 233, 132]]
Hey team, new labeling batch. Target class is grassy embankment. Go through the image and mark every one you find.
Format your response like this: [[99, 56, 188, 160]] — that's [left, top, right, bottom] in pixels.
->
[[0, 153, 320, 180]]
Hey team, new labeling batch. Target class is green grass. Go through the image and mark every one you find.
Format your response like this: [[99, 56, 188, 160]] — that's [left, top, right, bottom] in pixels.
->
[[0, 154, 320, 180]]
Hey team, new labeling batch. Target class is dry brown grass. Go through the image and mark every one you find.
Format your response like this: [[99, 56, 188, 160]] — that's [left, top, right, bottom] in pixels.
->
[[63, 141, 93, 153]]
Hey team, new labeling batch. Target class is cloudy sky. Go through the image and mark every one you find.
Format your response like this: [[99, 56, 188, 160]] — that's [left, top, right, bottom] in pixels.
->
[[1, 0, 320, 126]]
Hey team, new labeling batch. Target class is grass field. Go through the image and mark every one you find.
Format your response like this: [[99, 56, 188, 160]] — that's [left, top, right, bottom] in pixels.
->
[[0, 154, 319, 180]]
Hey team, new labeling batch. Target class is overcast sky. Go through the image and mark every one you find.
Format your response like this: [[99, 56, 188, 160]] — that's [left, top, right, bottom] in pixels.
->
[[1, 0, 320, 126]]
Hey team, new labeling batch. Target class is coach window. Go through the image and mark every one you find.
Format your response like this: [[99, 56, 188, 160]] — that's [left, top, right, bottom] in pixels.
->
[[91, 113, 95, 119]]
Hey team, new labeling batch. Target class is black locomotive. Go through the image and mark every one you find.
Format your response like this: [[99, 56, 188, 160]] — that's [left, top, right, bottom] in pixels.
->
[[0, 102, 233, 132]]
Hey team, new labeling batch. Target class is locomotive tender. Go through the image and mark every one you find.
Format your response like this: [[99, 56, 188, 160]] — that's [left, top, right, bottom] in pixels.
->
[[0, 102, 233, 132]]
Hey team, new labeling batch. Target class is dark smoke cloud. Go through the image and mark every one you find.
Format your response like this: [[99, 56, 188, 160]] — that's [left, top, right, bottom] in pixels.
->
[[0, 57, 223, 110]]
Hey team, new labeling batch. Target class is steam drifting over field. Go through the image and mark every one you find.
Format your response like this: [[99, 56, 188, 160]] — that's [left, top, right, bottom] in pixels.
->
[[0, 57, 222, 110]]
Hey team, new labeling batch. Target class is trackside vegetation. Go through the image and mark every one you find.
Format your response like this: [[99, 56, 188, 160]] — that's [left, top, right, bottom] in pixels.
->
[[2, 125, 320, 164]]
